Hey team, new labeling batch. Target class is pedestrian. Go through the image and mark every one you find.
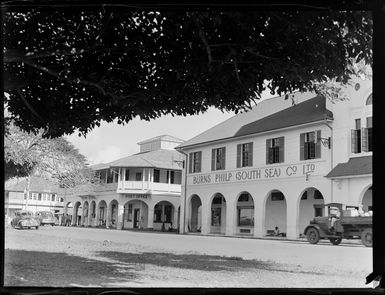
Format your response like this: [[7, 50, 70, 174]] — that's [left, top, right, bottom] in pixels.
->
[[66, 214, 71, 226], [139, 216, 144, 230], [274, 226, 280, 236], [60, 213, 65, 226]]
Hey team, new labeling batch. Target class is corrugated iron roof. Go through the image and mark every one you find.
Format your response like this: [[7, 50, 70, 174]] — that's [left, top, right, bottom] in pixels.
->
[[177, 91, 323, 149], [108, 149, 184, 170], [235, 95, 333, 137], [325, 156, 372, 178], [5, 176, 61, 193]]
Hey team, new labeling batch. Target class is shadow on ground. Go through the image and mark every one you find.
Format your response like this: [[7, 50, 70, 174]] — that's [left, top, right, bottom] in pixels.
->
[[4, 249, 138, 287], [96, 251, 274, 272]]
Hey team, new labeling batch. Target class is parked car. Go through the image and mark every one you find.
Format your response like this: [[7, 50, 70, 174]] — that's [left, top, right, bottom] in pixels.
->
[[35, 211, 57, 226], [11, 210, 40, 230], [304, 203, 372, 247]]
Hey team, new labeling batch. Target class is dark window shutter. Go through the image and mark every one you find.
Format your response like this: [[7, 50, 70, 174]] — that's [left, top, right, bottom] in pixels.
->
[[351, 130, 357, 153], [362, 128, 368, 152], [300, 133, 305, 160], [248, 142, 253, 166], [211, 149, 216, 171], [189, 153, 193, 173], [269, 147, 275, 164], [279, 137, 284, 163], [222, 147, 226, 170], [315, 130, 321, 158], [197, 151, 202, 172], [125, 169, 130, 181], [237, 144, 241, 168], [266, 139, 271, 164], [166, 170, 169, 182]]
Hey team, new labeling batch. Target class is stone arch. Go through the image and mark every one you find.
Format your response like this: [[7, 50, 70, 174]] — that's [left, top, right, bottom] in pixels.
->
[[108, 199, 119, 228], [366, 93, 372, 105], [89, 200, 97, 226], [96, 200, 108, 227], [235, 191, 255, 234], [82, 201, 89, 226], [188, 194, 202, 233], [122, 199, 149, 229], [359, 185, 372, 212], [153, 200, 175, 231], [210, 193, 227, 234], [298, 187, 325, 237], [264, 189, 287, 236], [72, 201, 82, 226]]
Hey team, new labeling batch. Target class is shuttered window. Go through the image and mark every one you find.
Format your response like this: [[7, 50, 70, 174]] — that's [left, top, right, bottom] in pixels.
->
[[300, 131, 321, 160], [351, 119, 362, 153], [266, 137, 284, 164], [189, 151, 202, 173], [212, 147, 226, 171], [153, 169, 160, 183], [362, 117, 372, 152], [125, 168, 130, 181], [237, 142, 253, 168]]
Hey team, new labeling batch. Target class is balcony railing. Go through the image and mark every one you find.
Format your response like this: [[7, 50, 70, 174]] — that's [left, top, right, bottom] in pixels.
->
[[117, 181, 181, 194]]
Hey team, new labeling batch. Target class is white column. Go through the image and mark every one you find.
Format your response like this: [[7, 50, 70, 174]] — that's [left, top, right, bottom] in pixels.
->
[[201, 200, 210, 235], [144, 168, 147, 189], [116, 204, 124, 230], [106, 204, 111, 228], [225, 202, 236, 236], [254, 202, 265, 237], [286, 198, 299, 239], [172, 206, 178, 230], [122, 168, 126, 189], [148, 205, 154, 230]]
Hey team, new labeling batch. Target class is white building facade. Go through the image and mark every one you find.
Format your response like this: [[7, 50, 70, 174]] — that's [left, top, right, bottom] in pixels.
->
[[5, 176, 65, 219], [64, 135, 184, 231], [177, 77, 372, 240]]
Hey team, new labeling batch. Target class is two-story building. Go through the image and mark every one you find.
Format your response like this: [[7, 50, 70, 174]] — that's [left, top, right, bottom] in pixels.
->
[[64, 135, 184, 231], [5, 176, 65, 220], [176, 77, 372, 240]]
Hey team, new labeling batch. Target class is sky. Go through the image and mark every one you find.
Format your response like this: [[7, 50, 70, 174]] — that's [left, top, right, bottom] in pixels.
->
[[66, 94, 273, 165], [66, 108, 235, 165]]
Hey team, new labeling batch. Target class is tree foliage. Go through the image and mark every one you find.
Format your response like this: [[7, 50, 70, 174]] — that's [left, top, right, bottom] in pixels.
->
[[4, 120, 97, 189], [3, 7, 372, 138]]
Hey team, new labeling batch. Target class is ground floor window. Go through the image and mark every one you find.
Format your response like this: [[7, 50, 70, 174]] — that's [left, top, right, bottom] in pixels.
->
[[238, 208, 254, 226], [211, 208, 221, 226]]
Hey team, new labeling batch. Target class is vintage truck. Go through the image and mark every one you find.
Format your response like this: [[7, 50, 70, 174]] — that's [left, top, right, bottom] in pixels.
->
[[304, 203, 372, 247]]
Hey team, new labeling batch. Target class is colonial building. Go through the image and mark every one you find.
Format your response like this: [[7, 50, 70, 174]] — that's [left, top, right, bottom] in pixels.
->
[[5, 176, 65, 218], [176, 77, 372, 239], [64, 135, 184, 231]]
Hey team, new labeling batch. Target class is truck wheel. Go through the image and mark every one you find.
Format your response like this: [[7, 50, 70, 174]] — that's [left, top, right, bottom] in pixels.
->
[[329, 238, 342, 245], [361, 229, 372, 247], [306, 228, 320, 244], [35, 226, 39, 230]]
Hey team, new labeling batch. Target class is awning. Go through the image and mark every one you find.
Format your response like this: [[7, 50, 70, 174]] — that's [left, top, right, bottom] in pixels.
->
[[325, 156, 372, 179]]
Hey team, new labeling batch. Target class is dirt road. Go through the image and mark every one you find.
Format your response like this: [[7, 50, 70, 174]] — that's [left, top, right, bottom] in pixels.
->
[[4, 226, 373, 288]]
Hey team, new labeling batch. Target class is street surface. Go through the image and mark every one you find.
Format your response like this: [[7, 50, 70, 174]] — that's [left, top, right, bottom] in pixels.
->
[[4, 226, 373, 288]]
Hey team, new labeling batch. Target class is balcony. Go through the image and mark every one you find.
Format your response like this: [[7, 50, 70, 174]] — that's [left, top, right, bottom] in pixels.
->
[[117, 181, 181, 195]]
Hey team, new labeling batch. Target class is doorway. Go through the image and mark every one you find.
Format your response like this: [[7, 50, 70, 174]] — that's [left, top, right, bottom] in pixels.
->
[[133, 208, 140, 228]]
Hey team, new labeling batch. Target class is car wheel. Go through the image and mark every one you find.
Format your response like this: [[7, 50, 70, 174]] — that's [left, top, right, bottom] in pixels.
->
[[36, 226, 39, 230], [361, 229, 372, 247], [306, 228, 320, 244], [329, 238, 342, 245]]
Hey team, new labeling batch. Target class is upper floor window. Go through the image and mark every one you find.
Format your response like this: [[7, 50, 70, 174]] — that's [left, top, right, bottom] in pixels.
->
[[167, 170, 175, 184], [125, 168, 130, 181], [300, 131, 321, 160], [351, 119, 362, 154], [237, 142, 253, 168], [107, 170, 114, 183], [189, 151, 202, 173], [153, 169, 160, 183], [266, 137, 284, 164], [38, 193, 42, 201], [212, 147, 226, 171], [362, 117, 373, 152], [135, 172, 142, 181]]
